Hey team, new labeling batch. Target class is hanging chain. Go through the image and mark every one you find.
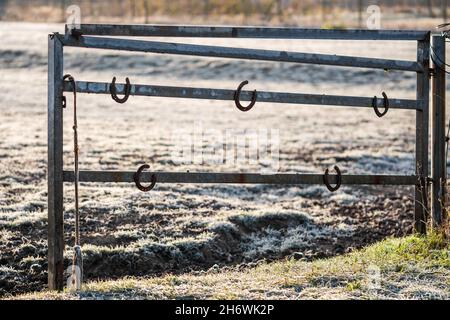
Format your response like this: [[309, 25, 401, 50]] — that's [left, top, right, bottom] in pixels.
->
[[63, 74, 83, 290], [446, 118, 450, 172], [63, 74, 80, 246]]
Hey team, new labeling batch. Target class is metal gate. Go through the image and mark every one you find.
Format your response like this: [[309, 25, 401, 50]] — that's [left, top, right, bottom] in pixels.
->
[[48, 24, 447, 290]]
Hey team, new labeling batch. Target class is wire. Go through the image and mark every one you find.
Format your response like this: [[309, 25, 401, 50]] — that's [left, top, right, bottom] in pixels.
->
[[430, 45, 450, 75], [446, 119, 450, 180], [434, 26, 450, 179], [446, 119, 450, 168], [436, 23, 450, 28], [63, 74, 83, 290], [430, 43, 449, 67], [431, 56, 450, 75]]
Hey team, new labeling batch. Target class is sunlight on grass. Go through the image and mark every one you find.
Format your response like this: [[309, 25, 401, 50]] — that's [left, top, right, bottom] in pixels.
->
[[8, 233, 449, 300]]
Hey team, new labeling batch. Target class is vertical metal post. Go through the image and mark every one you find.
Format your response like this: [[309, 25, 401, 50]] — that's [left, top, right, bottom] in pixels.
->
[[48, 34, 65, 290], [431, 34, 447, 229], [415, 39, 430, 234]]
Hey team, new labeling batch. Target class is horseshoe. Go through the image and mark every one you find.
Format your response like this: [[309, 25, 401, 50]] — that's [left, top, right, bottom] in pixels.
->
[[323, 165, 342, 192], [110, 77, 131, 104], [372, 92, 389, 118], [234, 80, 257, 112], [133, 164, 156, 192]]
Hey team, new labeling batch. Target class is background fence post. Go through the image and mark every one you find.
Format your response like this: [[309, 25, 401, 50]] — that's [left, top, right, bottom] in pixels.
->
[[48, 34, 64, 290], [430, 34, 446, 230], [415, 39, 430, 234]]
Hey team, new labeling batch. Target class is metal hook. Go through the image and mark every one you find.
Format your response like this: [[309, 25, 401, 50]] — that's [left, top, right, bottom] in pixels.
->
[[70, 29, 83, 40], [62, 74, 74, 109], [234, 80, 257, 112], [372, 92, 389, 118], [323, 165, 342, 192], [110, 77, 131, 104], [63, 74, 75, 91], [134, 164, 156, 192]]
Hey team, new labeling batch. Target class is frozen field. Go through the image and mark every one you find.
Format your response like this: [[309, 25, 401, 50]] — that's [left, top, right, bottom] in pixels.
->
[[0, 22, 449, 296]]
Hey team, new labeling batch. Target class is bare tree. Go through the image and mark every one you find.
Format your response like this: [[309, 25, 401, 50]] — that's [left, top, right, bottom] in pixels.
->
[[203, 0, 210, 17], [358, 0, 363, 28], [130, 0, 136, 18], [60, 0, 66, 20], [427, 0, 435, 17], [321, 0, 327, 22], [0, 0, 8, 19], [144, 0, 150, 23], [442, 0, 448, 21], [275, 0, 283, 18]]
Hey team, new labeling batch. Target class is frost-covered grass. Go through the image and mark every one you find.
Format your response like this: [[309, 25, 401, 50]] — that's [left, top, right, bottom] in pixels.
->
[[9, 234, 450, 300], [0, 23, 449, 297]]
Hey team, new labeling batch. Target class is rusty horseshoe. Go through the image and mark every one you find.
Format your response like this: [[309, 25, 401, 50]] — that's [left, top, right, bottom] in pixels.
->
[[134, 164, 156, 192], [234, 80, 257, 112], [110, 77, 131, 104], [372, 92, 389, 118], [323, 165, 342, 192]]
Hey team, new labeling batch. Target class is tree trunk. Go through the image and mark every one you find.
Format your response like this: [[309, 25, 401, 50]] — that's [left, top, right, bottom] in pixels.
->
[[60, 0, 66, 21], [144, 0, 149, 24], [358, 0, 363, 28], [0, 0, 9, 19], [129, 0, 135, 18], [203, 0, 209, 17], [442, 0, 448, 21], [427, 0, 435, 17], [321, 0, 327, 22], [276, 0, 283, 18]]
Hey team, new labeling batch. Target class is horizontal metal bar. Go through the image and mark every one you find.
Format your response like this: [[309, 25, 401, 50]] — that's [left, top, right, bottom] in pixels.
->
[[63, 171, 418, 186], [66, 24, 429, 41], [64, 81, 421, 110], [58, 35, 422, 72]]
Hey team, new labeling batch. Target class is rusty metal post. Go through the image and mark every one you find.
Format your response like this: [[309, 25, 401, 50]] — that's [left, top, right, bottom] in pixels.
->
[[430, 34, 446, 229], [414, 38, 430, 234], [48, 33, 65, 290]]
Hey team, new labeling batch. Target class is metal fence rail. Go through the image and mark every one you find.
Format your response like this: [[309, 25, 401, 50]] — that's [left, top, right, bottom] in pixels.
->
[[63, 171, 418, 185], [64, 81, 421, 110], [67, 24, 429, 41], [59, 34, 423, 72], [47, 24, 446, 291]]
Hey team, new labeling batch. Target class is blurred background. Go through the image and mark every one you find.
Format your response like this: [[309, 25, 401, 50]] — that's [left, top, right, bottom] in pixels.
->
[[0, 0, 449, 297], [0, 0, 448, 28]]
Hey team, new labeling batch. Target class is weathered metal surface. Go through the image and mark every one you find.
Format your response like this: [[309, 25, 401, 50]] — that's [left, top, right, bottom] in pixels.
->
[[430, 35, 446, 229], [48, 34, 65, 291], [414, 40, 430, 234], [66, 24, 429, 41], [58, 35, 423, 72], [63, 81, 421, 110], [63, 171, 418, 186]]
